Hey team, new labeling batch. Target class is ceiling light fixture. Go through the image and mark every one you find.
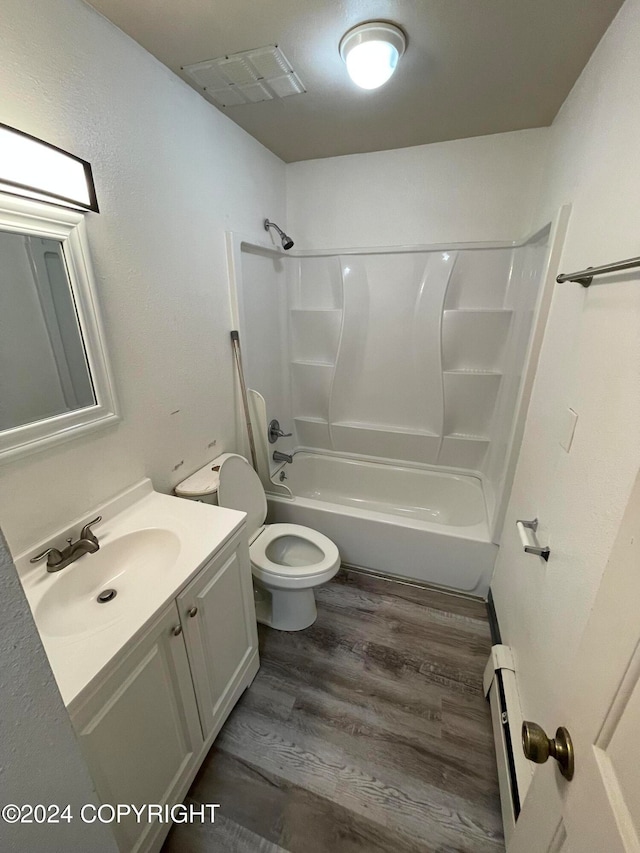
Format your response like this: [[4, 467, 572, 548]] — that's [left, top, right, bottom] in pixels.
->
[[339, 21, 406, 90]]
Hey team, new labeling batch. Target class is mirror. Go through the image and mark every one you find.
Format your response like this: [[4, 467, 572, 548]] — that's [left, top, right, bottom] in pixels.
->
[[0, 231, 96, 430], [0, 196, 118, 462]]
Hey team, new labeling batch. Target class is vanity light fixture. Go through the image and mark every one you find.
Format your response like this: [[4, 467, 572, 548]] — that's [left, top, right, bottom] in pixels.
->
[[339, 21, 406, 90], [0, 123, 98, 212]]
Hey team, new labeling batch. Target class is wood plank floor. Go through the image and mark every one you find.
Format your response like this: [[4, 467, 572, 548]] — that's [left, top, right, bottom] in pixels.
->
[[163, 569, 504, 853]]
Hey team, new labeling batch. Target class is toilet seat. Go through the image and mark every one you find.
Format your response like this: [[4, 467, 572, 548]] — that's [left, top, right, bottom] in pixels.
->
[[217, 453, 340, 605], [250, 523, 340, 588]]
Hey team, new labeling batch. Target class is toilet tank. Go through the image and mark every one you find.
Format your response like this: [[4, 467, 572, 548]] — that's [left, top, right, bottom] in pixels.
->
[[174, 453, 238, 505]]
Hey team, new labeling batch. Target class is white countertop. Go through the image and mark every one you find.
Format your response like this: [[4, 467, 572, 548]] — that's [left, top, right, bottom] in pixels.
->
[[15, 479, 247, 709]]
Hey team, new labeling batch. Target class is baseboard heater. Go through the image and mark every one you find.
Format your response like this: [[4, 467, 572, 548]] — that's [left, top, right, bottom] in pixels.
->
[[483, 644, 534, 845]]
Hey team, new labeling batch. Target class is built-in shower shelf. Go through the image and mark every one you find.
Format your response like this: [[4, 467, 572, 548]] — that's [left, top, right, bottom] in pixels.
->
[[291, 361, 333, 422], [294, 416, 331, 450], [445, 432, 491, 441], [443, 250, 515, 310], [443, 371, 501, 437], [442, 309, 512, 373], [443, 369, 502, 376], [291, 308, 342, 365], [332, 421, 439, 437], [437, 433, 490, 470], [296, 416, 441, 436], [330, 421, 441, 464], [290, 308, 343, 314], [444, 308, 513, 314]]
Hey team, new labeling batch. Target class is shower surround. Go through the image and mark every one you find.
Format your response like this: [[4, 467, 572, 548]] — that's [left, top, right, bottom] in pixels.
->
[[231, 216, 565, 595]]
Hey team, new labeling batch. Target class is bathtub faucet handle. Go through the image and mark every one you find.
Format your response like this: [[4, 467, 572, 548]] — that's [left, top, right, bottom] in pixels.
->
[[268, 419, 292, 444]]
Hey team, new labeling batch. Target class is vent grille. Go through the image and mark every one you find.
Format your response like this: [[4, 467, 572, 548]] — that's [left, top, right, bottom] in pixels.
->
[[183, 45, 306, 107]]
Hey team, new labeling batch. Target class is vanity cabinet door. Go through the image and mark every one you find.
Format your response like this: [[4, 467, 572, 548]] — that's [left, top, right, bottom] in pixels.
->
[[72, 602, 203, 853], [178, 531, 259, 739]]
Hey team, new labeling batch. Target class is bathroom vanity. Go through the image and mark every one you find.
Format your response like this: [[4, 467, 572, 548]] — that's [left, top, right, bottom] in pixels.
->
[[16, 479, 259, 853]]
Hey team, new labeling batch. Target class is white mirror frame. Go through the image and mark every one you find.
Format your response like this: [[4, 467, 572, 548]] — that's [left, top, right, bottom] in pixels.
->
[[0, 194, 119, 463]]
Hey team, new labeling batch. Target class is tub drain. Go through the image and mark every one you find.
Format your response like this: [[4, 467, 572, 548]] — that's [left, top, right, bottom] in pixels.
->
[[97, 588, 117, 603]]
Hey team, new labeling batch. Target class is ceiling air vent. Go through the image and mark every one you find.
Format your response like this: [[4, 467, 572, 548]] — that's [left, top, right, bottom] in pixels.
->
[[182, 45, 306, 107]]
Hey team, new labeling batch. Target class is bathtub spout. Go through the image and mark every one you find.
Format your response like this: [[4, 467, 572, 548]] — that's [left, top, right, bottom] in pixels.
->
[[273, 450, 293, 464]]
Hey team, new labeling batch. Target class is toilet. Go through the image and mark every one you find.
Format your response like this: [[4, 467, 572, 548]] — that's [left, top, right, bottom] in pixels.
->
[[175, 453, 340, 631]]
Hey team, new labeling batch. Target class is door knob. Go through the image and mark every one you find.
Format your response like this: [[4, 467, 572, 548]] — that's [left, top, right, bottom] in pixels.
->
[[522, 721, 575, 780]]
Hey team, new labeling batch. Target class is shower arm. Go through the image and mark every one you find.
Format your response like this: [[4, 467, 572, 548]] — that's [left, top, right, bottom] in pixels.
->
[[264, 219, 285, 239], [264, 218, 294, 250]]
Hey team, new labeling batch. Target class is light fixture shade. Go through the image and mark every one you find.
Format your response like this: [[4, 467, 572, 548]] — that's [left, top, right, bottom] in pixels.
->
[[339, 22, 406, 90], [0, 123, 98, 212]]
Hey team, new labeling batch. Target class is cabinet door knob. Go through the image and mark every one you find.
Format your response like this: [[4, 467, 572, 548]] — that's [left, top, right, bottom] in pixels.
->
[[188, 606, 198, 618], [171, 624, 183, 636]]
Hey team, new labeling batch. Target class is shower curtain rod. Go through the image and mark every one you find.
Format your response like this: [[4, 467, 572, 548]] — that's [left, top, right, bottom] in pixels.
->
[[556, 254, 640, 286]]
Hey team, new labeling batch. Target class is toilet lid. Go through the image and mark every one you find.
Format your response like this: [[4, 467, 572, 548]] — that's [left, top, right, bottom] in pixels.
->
[[217, 455, 267, 538]]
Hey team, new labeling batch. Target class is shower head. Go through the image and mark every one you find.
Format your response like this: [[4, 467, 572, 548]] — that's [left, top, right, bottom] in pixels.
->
[[264, 218, 294, 251]]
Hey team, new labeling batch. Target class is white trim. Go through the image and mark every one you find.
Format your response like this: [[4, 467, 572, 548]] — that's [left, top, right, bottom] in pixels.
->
[[0, 194, 119, 463], [226, 222, 553, 260], [291, 240, 520, 257], [489, 205, 571, 542], [484, 644, 535, 844]]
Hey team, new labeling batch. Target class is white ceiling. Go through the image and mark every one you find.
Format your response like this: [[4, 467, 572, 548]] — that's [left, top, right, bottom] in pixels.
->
[[84, 0, 623, 163]]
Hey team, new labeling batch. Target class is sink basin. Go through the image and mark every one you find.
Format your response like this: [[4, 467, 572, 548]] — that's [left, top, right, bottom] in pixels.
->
[[35, 529, 181, 639]]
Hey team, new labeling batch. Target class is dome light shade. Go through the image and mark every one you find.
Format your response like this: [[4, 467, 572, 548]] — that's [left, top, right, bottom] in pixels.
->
[[339, 22, 406, 90]]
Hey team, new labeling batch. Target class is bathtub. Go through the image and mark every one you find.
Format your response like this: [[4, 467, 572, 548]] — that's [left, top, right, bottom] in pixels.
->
[[266, 452, 497, 597]]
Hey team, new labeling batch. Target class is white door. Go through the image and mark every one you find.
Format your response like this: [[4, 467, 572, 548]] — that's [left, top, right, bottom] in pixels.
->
[[509, 468, 640, 852], [178, 534, 258, 738]]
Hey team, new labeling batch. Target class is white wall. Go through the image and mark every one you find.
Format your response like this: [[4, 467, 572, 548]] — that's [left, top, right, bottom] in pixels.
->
[[492, 0, 640, 725], [286, 129, 549, 250], [0, 530, 117, 852], [0, 0, 285, 553]]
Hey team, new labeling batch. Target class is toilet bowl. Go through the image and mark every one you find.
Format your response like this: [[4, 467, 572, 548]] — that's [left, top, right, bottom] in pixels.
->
[[176, 453, 339, 631], [248, 522, 340, 630]]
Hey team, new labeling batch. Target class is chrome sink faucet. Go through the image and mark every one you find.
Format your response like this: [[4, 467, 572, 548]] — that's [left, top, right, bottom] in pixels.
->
[[30, 516, 102, 573]]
